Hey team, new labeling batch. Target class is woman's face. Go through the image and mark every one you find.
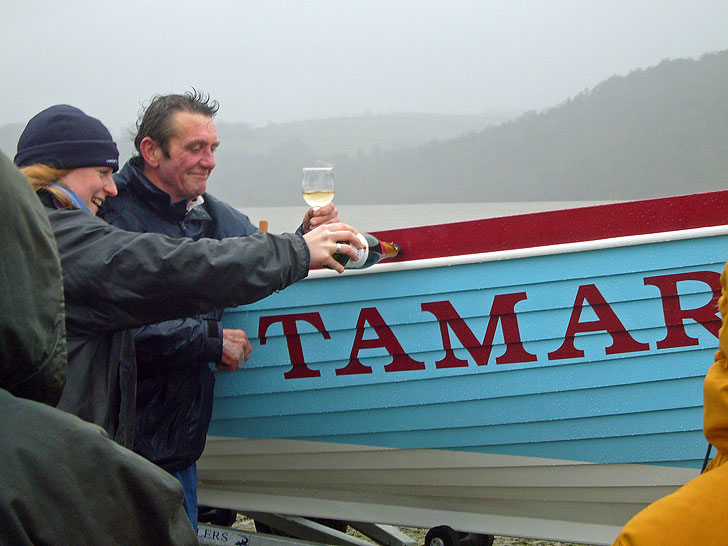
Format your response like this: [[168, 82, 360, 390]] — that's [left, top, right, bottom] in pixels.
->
[[59, 167, 118, 215]]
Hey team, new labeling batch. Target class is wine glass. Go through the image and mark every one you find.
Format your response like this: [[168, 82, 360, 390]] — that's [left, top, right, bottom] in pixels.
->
[[302, 166, 335, 210]]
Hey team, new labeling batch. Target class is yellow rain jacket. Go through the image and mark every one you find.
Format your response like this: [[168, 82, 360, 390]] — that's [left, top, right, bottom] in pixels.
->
[[612, 266, 728, 546]]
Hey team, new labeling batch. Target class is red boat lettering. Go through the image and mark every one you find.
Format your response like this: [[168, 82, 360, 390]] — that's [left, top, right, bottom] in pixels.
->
[[336, 307, 426, 375], [259, 312, 329, 379], [548, 283, 650, 360], [259, 272, 721, 379], [421, 293, 537, 368], [643, 272, 721, 348]]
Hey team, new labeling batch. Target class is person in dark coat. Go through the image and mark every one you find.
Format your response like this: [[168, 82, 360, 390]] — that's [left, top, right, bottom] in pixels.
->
[[100, 90, 345, 527], [13, 105, 361, 448], [0, 149, 199, 545]]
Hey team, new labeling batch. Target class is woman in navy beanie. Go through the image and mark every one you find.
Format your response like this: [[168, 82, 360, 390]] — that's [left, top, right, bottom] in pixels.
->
[[15, 104, 119, 214]]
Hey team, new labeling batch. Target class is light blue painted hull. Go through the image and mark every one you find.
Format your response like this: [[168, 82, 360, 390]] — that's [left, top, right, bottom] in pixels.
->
[[212, 234, 724, 468], [199, 219, 728, 544]]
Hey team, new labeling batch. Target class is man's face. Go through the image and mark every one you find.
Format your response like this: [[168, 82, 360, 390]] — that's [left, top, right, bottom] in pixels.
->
[[156, 111, 219, 202]]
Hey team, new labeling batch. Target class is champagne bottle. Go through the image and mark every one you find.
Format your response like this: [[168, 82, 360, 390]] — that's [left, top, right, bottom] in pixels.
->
[[333, 232, 401, 269]]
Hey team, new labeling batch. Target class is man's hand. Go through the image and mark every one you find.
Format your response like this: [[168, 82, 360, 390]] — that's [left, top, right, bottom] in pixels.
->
[[218, 328, 252, 371], [303, 222, 362, 273], [303, 202, 339, 233]]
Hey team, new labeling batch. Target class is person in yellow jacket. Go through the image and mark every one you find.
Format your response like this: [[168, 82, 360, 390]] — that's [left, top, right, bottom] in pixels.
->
[[612, 266, 728, 546]]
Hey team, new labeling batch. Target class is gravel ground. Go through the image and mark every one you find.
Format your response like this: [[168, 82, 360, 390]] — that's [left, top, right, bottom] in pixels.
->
[[233, 517, 593, 546]]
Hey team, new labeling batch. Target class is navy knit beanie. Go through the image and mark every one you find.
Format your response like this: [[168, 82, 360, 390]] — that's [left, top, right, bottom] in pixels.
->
[[14, 105, 119, 172]]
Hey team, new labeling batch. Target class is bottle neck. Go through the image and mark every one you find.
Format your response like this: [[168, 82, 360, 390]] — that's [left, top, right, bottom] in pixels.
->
[[379, 240, 401, 259]]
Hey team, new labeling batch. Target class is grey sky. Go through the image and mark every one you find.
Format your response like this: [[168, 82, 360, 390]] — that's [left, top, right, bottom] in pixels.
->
[[2, 0, 727, 134]]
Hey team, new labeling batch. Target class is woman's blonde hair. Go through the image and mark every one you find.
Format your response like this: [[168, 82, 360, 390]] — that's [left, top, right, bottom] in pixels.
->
[[20, 164, 73, 209]]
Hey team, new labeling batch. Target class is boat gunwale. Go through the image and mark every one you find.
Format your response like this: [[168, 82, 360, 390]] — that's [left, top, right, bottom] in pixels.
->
[[309, 224, 728, 278]]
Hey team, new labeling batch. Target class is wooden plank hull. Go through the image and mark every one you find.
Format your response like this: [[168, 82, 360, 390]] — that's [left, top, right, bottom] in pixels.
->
[[199, 192, 728, 544]]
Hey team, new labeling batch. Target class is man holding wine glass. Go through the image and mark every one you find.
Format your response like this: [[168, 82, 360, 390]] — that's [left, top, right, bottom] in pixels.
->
[[99, 90, 349, 528]]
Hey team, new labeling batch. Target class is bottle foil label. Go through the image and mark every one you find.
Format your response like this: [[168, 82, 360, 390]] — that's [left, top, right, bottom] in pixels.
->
[[347, 233, 370, 269]]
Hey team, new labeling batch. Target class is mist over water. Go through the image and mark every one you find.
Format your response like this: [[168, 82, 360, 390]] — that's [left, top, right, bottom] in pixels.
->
[[239, 202, 615, 234]]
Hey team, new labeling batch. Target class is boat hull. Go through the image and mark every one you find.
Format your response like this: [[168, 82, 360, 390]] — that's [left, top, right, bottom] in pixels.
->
[[199, 437, 698, 545], [199, 193, 728, 544]]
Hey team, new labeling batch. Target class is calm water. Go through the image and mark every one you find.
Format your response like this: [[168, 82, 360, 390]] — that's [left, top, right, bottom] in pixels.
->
[[238, 201, 614, 234]]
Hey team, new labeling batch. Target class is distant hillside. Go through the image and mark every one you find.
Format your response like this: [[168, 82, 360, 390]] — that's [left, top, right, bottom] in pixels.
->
[[210, 112, 514, 206], [3, 50, 725, 207], [211, 49, 727, 206], [0, 112, 510, 197], [322, 50, 728, 205], [218, 112, 513, 157]]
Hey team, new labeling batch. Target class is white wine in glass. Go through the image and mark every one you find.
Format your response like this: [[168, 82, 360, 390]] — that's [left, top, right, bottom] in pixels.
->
[[302, 166, 335, 209]]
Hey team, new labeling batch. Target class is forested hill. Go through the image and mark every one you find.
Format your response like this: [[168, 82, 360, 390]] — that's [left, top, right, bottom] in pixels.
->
[[314, 49, 726, 205], [211, 50, 727, 205], [0, 114, 509, 204], [1, 50, 725, 207]]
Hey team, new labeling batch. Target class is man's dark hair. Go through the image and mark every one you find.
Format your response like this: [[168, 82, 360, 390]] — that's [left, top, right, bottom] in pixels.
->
[[134, 89, 219, 157]]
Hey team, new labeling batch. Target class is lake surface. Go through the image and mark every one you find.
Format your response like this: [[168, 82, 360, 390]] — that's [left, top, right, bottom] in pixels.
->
[[238, 201, 615, 234]]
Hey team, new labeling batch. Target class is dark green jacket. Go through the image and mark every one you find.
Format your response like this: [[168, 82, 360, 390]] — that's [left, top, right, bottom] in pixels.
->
[[0, 151, 198, 545], [0, 151, 66, 405], [0, 389, 200, 545]]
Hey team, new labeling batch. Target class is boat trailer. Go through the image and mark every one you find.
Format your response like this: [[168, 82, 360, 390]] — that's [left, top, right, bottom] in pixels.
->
[[198, 510, 494, 546]]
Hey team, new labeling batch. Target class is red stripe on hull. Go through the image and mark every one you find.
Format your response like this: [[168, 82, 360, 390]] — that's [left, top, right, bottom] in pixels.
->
[[370, 191, 728, 262]]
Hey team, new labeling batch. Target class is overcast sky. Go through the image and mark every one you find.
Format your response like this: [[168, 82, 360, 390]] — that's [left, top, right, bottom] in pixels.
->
[[2, 0, 726, 133]]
